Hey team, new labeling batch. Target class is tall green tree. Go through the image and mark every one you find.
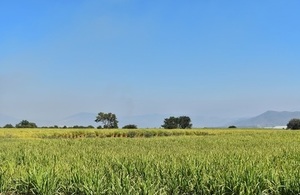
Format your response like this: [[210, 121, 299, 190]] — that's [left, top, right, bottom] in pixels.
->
[[95, 112, 118, 129]]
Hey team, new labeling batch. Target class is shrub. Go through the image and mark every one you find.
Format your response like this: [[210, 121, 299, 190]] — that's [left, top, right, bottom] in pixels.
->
[[127, 131, 137, 138], [122, 124, 138, 129], [16, 120, 37, 128], [287, 118, 300, 130], [3, 124, 14, 128], [228, 125, 237, 128]]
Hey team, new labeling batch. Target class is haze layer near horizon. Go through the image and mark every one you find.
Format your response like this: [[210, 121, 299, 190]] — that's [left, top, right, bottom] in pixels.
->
[[1, 0, 300, 122]]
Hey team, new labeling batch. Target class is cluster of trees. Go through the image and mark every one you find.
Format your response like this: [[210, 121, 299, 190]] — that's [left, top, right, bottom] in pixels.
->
[[161, 116, 192, 129]]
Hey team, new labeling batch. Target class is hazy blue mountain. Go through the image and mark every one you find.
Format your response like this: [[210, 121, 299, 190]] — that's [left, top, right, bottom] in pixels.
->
[[120, 115, 239, 128], [119, 114, 241, 128], [56, 112, 97, 127], [119, 114, 168, 128], [191, 116, 239, 128], [0, 114, 19, 127], [233, 111, 300, 127]]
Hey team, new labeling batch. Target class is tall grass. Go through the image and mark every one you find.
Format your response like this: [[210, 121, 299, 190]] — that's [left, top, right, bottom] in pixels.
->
[[0, 128, 211, 139], [0, 129, 299, 194]]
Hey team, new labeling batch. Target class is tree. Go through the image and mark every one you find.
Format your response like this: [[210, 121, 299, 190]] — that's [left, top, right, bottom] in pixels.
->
[[161, 116, 179, 129], [178, 116, 192, 129], [15, 120, 37, 128], [95, 112, 118, 129], [122, 124, 138, 129], [162, 116, 192, 129], [287, 118, 300, 130]]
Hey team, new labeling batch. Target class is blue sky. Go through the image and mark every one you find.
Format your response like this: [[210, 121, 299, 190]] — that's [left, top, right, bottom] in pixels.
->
[[1, 0, 300, 123]]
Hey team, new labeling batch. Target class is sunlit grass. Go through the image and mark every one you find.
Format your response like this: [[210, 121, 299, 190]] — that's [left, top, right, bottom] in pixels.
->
[[0, 128, 299, 194], [0, 128, 213, 139]]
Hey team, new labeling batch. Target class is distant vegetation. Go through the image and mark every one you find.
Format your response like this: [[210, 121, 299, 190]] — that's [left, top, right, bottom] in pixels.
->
[[122, 124, 138, 129]]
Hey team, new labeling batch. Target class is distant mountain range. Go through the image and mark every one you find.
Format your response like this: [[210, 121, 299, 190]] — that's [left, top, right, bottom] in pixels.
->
[[0, 111, 299, 128], [57, 113, 168, 128], [232, 111, 300, 127], [0, 114, 19, 126], [57, 112, 96, 127]]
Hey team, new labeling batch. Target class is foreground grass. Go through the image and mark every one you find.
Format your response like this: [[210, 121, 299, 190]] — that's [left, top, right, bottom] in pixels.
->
[[0, 129, 299, 194]]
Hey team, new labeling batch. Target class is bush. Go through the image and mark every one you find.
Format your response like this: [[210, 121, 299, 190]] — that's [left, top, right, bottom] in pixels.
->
[[228, 125, 237, 128], [127, 131, 137, 138], [287, 118, 300, 130], [3, 124, 14, 128], [122, 124, 138, 129]]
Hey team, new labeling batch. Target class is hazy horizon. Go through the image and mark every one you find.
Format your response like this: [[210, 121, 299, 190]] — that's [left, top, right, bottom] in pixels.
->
[[1, 1, 300, 123]]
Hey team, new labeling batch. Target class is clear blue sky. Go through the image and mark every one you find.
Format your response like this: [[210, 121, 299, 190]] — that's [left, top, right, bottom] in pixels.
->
[[1, 0, 300, 122]]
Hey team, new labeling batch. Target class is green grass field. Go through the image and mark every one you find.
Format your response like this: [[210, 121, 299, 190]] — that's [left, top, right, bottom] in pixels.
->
[[0, 128, 299, 194]]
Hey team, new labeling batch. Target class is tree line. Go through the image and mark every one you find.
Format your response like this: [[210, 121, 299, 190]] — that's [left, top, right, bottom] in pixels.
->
[[1, 112, 193, 129], [2, 120, 97, 129], [2, 113, 300, 130]]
